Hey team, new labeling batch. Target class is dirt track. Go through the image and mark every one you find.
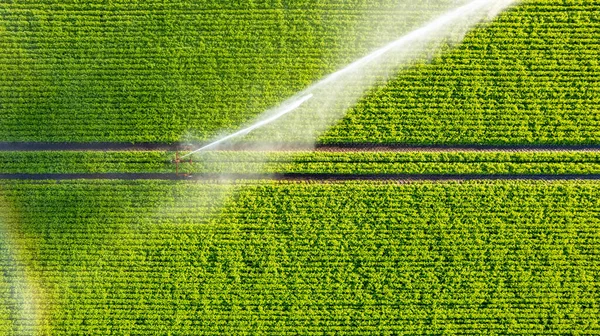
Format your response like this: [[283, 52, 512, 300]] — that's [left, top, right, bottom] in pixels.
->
[[0, 142, 180, 151], [1, 173, 600, 181], [3, 142, 600, 181], [2, 142, 600, 152]]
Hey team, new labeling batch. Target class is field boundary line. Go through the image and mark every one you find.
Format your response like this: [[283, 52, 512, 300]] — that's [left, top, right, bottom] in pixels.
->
[[2, 142, 600, 152], [2, 173, 600, 181]]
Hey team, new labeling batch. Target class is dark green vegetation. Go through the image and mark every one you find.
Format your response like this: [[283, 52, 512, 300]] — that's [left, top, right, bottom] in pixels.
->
[[2, 0, 600, 334], [4, 150, 600, 175], [323, 0, 600, 145], [0, 0, 456, 142], [1, 180, 599, 334], [0, 1, 599, 144]]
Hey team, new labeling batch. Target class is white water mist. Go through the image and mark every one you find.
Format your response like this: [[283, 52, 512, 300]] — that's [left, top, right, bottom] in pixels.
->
[[181, 94, 313, 158], [184, 0, 517, 156]]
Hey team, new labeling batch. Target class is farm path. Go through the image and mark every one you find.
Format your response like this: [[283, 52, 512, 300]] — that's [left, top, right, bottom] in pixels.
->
[[3, 142, 600, 181], [2, 142, 600, 152], [2, 173, 600, 181]]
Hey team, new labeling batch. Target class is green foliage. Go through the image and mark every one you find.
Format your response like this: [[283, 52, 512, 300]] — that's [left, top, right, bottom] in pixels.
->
[[1, 1, 599, 144], [1, 180, 599, 334], [0, 151, 174, 173], [323, 0, 600, 144], [0, 253, 16, 334], [0, 0, 455, 143], [216, 151, 600, 175]]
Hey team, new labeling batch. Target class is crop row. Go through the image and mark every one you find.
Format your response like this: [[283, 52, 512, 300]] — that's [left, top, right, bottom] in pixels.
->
[[1, 180, 599, 334], [1, 1, 599, 143], [3, 150, 600, 175], [319, 1, 600, 145], [0, 0, 459, 143]]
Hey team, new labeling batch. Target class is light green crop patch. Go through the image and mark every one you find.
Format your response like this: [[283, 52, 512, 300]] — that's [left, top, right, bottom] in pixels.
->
[[322, 0, 600, 145], [0, 193, 49, 335], [0, 180, 598, 334], [0, 0, 461, 143], [3, 1, 598, 145]]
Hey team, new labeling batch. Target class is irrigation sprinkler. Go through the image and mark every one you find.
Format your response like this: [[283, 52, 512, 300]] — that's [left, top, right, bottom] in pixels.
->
[[173, 151, 193, 177]]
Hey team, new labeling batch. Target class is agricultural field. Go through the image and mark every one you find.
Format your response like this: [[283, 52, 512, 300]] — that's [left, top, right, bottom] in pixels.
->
[[1, 180, 600, 334], [1, 0, 600, 334], [0, 0, 462, 143], [323, 1, 600, 145], [0, 0, 597, 144]]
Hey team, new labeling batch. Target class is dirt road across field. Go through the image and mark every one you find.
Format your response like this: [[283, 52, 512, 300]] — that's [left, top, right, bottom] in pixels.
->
[[1, 173, 600, 181], [3, 142, 600, 181], [2, 142, 600, 152]]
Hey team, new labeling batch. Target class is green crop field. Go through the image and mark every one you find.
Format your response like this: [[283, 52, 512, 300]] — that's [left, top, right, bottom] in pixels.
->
[[0, 0, 598, 144], [323, 1, 600, 145], [0, 0, 459, 143], [1, 0, 600, 334], [1, 180, 600, 334]]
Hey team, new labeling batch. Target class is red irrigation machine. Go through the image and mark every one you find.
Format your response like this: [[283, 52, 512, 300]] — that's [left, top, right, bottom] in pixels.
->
[[173, 151, 194, 177]]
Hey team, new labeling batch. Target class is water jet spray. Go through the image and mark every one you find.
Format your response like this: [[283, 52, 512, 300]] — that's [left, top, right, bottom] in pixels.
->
[[181, 93, 314, 158], [181, 0, 516, 156]]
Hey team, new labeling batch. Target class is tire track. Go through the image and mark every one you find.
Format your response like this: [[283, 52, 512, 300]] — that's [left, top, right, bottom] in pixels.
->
[[2, 142, 600, 152], [0, 142, 180, 151], [314, 143, 600, 152], [2, 173, 600, 181]]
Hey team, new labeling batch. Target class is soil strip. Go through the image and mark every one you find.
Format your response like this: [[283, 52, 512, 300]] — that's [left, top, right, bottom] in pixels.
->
[[2, 173, 600, 181], [2, 142, 600, 152]]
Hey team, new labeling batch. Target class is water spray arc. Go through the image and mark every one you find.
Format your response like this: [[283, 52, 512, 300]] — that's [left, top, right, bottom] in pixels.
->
[[309, 0, 510, 91], [180, 94, 314, 158], [182, 0, 516, 157]]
